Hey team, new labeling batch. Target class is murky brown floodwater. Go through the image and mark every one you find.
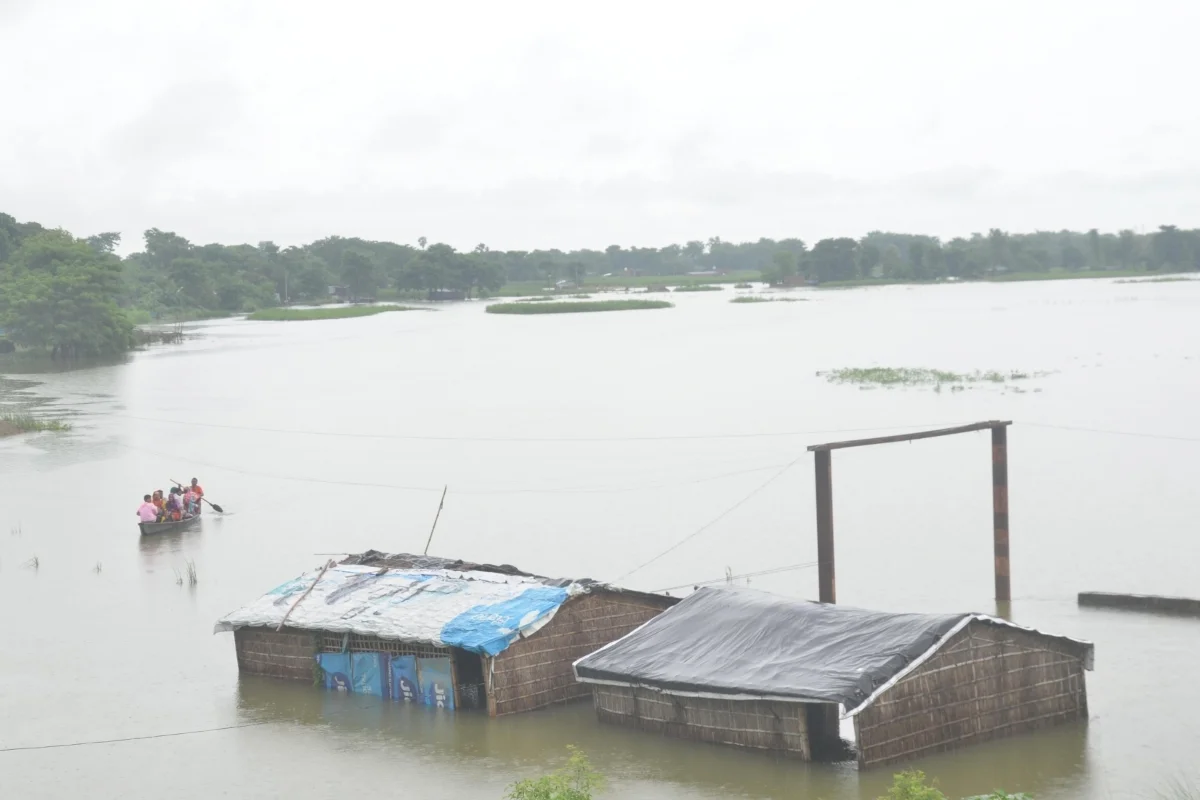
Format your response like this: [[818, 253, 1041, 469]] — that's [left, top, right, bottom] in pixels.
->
[[2, 278, 1199, 799]]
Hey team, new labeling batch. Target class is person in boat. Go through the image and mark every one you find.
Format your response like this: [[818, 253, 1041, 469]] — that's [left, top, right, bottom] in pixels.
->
[[152, 489, 167, 522], [137, 494, 158, 524], [189, 478, 204, 513], [182, 485, 197, 516], [165, 487, 185, 522]]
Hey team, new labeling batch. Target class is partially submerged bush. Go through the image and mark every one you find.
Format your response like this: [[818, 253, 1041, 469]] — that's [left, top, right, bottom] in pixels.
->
[[0, 413, 71, 434], [506, 746, 604, 800]]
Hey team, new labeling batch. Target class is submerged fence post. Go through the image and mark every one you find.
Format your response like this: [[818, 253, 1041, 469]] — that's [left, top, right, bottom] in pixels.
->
[[992, 425, 1011, 603], [815, 449, 836, 604]]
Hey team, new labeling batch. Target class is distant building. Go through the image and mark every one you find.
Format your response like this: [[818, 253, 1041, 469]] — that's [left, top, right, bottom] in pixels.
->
[[215, 551, 675, 717], [575, 587, 1093, 767]]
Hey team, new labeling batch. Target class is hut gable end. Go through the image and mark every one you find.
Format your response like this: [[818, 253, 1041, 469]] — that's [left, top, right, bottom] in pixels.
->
[[854, 620, 1089, 767], [489, 592, 671, 716]]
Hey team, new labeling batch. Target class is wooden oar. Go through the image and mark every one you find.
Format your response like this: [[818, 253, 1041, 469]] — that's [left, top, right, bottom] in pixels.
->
[[171, 478, 224, 513]]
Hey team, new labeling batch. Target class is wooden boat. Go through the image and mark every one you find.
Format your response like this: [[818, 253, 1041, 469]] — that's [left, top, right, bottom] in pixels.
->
[[139, 515, 201, 536]]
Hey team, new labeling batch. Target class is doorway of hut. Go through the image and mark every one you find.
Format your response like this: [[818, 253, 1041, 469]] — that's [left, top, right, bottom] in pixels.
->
[[807, 703, 853, 761], [453, 649, 488, 712]]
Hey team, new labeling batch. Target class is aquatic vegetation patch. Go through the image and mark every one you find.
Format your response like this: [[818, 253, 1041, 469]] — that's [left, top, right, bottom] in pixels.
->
[[0, 412, 71, 435], [673, 284, 723, 292], [486, 300, 673, 315], [819, 367, 1047, 391], [1114, 276, 1196, 284], [730, 296, 805, 303], [246, 305, 426, 321]]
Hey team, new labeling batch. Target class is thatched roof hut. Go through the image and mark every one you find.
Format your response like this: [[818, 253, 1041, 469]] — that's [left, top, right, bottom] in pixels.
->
[[216, 551, 676, 716], [574, 587, 1093, 767]]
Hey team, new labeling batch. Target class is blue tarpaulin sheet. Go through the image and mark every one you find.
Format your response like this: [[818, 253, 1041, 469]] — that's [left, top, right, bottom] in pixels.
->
[[391, 655, 420, 704], [418, 657, 455, 710], [351, 652, 387, 697], [217, 564, 587, 658], [316, 653, 351, 692], [440, 585, 569, 656]]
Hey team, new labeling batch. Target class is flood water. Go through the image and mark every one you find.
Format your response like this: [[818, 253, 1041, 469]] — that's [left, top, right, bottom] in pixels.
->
[[2, 278, 1199, 799]]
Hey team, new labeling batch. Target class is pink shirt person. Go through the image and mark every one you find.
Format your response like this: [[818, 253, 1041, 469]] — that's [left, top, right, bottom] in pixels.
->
[[137, 499, 158, 523]]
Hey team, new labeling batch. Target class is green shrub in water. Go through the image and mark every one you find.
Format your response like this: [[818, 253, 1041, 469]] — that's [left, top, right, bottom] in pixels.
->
[[506, 746, 604, 800]]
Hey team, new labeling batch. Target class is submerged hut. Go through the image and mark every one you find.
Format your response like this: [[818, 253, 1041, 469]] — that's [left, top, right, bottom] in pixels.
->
[[574, 587, 1093, 767], [215, 551, 675, 716]]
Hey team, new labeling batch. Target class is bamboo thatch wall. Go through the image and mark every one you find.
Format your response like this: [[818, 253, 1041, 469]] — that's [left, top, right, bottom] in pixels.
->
[[593, 686, 811, 759], [854, 620, 1090, 767], [489, 591, 672, 716], [234, 626, 319, 681], [317, 632, 449, 659]]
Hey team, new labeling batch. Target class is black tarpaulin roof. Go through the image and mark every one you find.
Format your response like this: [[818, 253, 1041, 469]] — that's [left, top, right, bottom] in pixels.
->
[[573, 587, 1093, 715]]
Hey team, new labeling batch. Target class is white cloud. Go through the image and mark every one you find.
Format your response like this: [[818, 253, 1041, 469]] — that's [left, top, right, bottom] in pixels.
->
[[1, 0, 1198, 252]]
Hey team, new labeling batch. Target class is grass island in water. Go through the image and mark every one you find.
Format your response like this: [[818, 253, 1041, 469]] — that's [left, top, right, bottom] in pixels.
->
[[0, 412, 72, 436], [730, 295, 805, 303], [672, 284, 724, 292], [486, 299, 673, 315], [820, 367, 1047, 391], [246, 305, 427, 321]]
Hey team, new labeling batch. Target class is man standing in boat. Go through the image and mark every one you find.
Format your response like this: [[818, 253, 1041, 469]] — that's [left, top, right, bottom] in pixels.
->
[[189, 478, 204, 514]]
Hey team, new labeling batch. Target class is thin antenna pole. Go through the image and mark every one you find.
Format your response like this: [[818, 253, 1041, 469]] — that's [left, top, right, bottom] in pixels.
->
[[423, 485, 448, 556]]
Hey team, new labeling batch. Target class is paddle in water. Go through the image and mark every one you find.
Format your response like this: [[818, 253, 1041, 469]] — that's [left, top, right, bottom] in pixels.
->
[[171, 478, 224, 513]]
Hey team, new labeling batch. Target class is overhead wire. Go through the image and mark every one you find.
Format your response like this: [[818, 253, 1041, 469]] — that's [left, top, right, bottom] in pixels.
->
[[107, 413, 969, 444], [651, 561, 820, 594], [0, 721, 273, 753], [613, 455, 805, 582], [1019, 421, 1200, 443], [117, 441, 801, 496]]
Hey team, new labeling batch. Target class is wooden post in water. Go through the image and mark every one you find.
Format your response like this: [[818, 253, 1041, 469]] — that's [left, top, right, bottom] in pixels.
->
[[814, 449, 836, 604], [808, 421, 1013, 608], [992, 425, 1011, 604]]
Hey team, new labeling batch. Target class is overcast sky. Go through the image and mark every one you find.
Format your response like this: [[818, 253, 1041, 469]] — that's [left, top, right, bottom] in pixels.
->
[[2, 0, 1197, 253]]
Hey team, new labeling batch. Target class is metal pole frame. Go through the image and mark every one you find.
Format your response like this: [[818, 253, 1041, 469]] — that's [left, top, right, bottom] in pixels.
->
[[808, 421, 1013, 605]]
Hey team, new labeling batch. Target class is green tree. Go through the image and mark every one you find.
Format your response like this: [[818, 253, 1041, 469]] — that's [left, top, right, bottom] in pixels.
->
[[281, 247, 334, 300], [1061, 242, 1087, 271], [909, 240, 929, 279], [258, 241, 285, 301], [987, 229, 1009, 271], [506, 747, 604, 800], [566, 260, 586, 287], [168, 256, 215, 307], [1116, 229, 1138, 267], [143, 228, 192, 270], [859, 243, 882, 277], [809, 238, 859, 282], [0, 230, 133, 357], [770, 250, 798, 283], [1086, 228, 1102, 268], [341, 250, 378, 299], [86, 232, 121, 255], [1152, 224, 1188, 268]]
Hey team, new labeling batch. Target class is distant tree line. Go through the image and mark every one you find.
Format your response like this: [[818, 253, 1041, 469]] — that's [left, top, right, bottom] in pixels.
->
[[1, 210, 1197, 357]]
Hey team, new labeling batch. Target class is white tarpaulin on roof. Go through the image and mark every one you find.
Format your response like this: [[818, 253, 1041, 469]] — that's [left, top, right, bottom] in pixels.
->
[[214, 564, 588, 657]]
